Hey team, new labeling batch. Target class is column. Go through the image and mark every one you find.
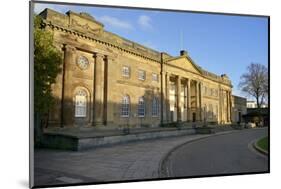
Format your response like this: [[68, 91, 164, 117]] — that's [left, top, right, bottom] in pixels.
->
[[196, 81, 200, 121], [93, 53, 105, 126], [227, 90, 231, 123], [166, 73, 170, 122], [199, 82, 203, 121], [186, 79, 191, 121], [218, 88, 222, 124], [61, 44, 76, 127], [226, 90, 229, 122], [103, 55, 109, 125], [161, 70, 166, 123], [229, 90, 232, 123], [176, 76, 182, 122], [105, 56, 114, 126]]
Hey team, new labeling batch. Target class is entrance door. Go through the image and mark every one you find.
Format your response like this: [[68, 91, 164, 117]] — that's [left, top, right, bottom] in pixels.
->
[[238, 112, 241, 123], [192, 112, 196, 122]]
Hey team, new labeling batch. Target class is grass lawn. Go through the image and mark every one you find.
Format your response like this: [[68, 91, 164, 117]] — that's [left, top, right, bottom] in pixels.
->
[[257, 136, 268, 152]]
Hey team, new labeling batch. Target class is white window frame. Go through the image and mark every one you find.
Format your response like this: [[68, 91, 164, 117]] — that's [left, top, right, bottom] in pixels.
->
[[152, 73, 158, 82], [138, 97, 145, 117], [152, 97, 159, 117], [75, 90, 87, 117], [121, 95, 130, 117], [122, 66, 130, 77], [138, 70, 146, 81]]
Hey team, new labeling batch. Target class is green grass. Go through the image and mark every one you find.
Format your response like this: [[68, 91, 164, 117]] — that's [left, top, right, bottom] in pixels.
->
[[257, 136, 268, 152]]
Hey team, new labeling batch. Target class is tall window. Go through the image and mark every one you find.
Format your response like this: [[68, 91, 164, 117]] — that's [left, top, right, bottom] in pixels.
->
[[152, 73, 158, 82], [138, 70, 146, 81], [152, 97, 159, 116], [122, 66, 130, 77], [138, 96, 145, 117], [121, 95, 130, 117], [75, 89, 87, 117], [209, 104, 213, 120]]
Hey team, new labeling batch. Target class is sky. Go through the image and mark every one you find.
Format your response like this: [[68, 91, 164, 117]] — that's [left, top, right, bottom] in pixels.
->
[[34, 2, 268, 99]]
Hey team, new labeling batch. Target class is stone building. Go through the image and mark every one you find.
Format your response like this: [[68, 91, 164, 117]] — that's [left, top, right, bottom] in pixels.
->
[[39, 8, 233, 129], [231, 95, 247, 123]]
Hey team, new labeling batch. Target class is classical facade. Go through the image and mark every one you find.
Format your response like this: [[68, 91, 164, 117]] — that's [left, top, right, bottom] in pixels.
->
[[39, 8, 233, 128]]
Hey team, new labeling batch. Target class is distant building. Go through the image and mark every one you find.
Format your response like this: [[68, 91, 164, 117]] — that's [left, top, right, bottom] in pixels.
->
[[247, 100, 268, 108], [243, 108, 269, 127], [232, 95, 247, 123]]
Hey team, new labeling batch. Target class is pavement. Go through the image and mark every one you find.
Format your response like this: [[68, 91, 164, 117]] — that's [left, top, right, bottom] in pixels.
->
[[33, 127, 268, 187]]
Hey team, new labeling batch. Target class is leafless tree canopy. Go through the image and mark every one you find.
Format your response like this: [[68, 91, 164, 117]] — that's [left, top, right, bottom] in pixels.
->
[[239, 63, 268, 108]]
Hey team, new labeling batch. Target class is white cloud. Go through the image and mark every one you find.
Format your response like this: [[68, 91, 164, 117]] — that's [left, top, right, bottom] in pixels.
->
[[98, 16, 133, 30], [138, 15, 153, 31]]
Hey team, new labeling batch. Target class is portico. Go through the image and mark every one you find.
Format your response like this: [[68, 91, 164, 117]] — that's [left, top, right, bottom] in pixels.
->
[[164, 73, 202, 123]]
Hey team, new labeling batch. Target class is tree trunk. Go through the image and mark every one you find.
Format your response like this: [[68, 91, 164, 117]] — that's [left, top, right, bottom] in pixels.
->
[[34, 112, 43, 146]]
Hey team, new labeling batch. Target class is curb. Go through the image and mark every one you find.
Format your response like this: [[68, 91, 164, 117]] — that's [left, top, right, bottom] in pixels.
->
[[253, 138, 268, 155]]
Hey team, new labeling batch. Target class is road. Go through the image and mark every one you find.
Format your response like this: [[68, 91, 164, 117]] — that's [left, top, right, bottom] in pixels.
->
[[164, 128, 268, 177]]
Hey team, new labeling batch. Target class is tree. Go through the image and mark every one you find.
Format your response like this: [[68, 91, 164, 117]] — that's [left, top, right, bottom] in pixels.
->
[[239, 63, 268, 109], [239, 63, 268, 126], [34, 15, 62, 144]]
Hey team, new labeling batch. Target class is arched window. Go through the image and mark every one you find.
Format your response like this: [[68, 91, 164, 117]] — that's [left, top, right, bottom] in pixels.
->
[[121, 95, 130, 117], [138, 96, 145, 117], [75, 89, 87, 117], [152, 97, 159, 116]]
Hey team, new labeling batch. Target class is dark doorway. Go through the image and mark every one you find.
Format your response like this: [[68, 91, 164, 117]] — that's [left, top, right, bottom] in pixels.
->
[[192, 112, 196, 122], [238, 112, 241, 123]]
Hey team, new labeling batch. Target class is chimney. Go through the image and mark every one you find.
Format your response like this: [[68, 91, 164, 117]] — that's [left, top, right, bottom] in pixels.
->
[[180, 50, 188, 56]]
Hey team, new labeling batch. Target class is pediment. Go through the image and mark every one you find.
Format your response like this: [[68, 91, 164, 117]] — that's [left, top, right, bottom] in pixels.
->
[[166, 56, 202, 75], [67, 11, 104, 35]]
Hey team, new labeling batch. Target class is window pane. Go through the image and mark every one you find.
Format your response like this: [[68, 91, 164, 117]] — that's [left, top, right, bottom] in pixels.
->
[[121, 96, 130, 117], [75, 90, 87, 117], [152, 97, 159, 116], [138, 97, 145, 117]]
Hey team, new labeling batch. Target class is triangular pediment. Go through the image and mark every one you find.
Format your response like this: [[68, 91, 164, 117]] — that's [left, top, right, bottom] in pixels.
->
[[166, 56, 202, 75]]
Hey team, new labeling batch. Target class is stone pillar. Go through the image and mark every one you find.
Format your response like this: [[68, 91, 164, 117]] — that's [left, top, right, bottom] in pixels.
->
[[196, 81, 200, 121], [105, 56, 114, 125], [218, 88, 222, 124], [166, 72, 170, 122], [103, 55, 109, 126], [227, 90, 232, 123], [176, 76, 182, 122], [61, 44, 76, 127], [161, 70, 166, 123], [222, 89, 225, 124], [199, 82, 203, 121], [229, 90, 232, 123], [186, 79, 191, 121], [93, 53, 105, 126]]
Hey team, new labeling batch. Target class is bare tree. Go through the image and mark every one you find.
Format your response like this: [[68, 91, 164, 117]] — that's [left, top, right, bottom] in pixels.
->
[[239, 63, 268, 109]]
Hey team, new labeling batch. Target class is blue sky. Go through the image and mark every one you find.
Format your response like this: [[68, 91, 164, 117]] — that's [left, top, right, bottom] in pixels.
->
[[34, 3, 268, 99]]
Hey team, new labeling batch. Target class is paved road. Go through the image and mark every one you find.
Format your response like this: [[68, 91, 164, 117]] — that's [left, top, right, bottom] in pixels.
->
[[33, 128, 268, 187], [164, 128, 268, 177], [34, 132, 215, 186]]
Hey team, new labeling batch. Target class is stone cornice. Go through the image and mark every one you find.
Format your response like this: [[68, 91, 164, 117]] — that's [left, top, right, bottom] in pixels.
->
[[42, 21, 161, 64], [42, 18, 232, 88], [165, 62, 232, 87]]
